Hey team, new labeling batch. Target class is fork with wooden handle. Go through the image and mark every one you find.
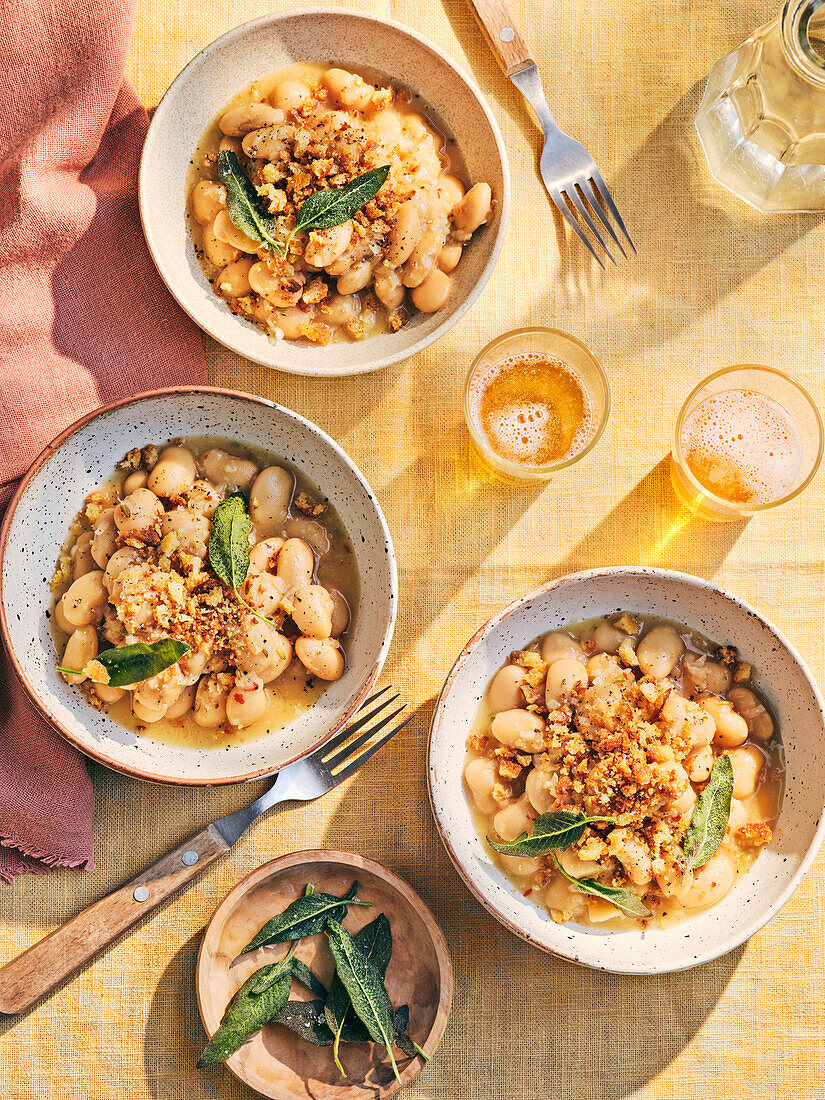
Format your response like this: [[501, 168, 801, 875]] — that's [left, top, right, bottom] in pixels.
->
[[466, 0, 634, 264], [0, 686, 408, 1015]]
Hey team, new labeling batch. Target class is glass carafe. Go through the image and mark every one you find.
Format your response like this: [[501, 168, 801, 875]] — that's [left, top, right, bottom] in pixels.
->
[[696, 0, 825, 211]]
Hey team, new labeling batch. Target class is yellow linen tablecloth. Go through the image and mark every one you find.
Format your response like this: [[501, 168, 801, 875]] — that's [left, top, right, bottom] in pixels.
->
[[3, 0, 825, 1096]]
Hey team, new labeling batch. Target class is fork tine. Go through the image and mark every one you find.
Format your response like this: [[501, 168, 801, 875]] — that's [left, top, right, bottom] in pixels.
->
[[580, 179, 626, 258], [335, 714, 413, 782], [590, 169, 635, 253], [563, 187, 615, 265], [325, 704, 406, 770], [319, 692, 401, 756], [359, 684, 394, 709], [550, 190, 605, 269]]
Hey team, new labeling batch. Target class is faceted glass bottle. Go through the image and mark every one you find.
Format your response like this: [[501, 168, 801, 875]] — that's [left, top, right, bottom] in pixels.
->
[[696, 0, 825, 211]]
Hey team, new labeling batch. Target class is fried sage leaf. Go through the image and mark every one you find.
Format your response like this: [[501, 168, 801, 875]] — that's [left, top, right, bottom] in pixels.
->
[[289, 958, 327, 999], [242, 882, 370, 954], [272, 999, 334, 1046], [197, 958, 292, 1067], [293, 165, 390, 234], [683, 753, 733, 874], [325, 914, 392, 1065], [57, 638, 190, 688], [552, 854, 652, 919], [325, 920, 402, 1085], [218, 150, 283, 251], [393, 1004, 430, 1062], [487, 810, 616, 858], [208, 493, 252, 591]]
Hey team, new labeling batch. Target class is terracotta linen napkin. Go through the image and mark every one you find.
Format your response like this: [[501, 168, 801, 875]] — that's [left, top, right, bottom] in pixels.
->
[[0, 0, 206, 881]]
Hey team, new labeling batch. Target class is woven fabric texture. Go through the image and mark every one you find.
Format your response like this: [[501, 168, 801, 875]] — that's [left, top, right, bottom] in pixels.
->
[[1, 0, 824, 1097]]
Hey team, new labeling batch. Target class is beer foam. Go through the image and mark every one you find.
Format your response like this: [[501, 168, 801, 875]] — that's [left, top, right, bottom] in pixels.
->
[[680, 389, 802, 505], [468, 353, 594, 466]]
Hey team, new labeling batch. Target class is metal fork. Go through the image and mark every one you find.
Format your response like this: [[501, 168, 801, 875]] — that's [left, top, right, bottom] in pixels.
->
[[467, 0, 634, 266], [0, 685, 409, 1015]]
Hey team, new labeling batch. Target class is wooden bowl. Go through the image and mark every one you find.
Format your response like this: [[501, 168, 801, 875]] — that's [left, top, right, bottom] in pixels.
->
[[196, 851, 453, 1099]]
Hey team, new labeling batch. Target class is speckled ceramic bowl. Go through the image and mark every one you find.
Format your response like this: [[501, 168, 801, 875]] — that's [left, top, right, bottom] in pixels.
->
[[0, 388, 397, 785], [197, 851, 453, 1099], [139, 8, 510, 377], [428, 567, 825, 974]]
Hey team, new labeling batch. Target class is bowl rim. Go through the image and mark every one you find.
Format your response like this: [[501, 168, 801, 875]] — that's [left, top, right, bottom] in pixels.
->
[[138, 6, 511, 378], [196, 848, 454, 1099], [0, 385, 398, 787], [426, 564, 825, 974]]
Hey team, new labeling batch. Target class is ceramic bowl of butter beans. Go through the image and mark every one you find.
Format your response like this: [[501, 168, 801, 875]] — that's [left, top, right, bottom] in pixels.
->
[[139, 8, 509, 376], [428, 567, 825, 974], [0, 387, 397, 785]]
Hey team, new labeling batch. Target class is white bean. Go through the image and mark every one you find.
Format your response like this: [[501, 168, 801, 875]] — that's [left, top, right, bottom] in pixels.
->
[[682, 852, 736, 909], [216, 257, 255, 298], [192, 180, 227, 225], [72, 530, 96, 579], [242, 572, 287, 618], [490, 709, 545, 753], [328, 590, 350, 637], [277, 538, 314, 589], [271, 81, 311, 112], [291, 585, 334, 639], [160, 509, 210, 558], [198, 449, 258, 492], [60, 627, 98, 684], [165, 682, 197, 720], [728, 686, 775, 742], [294, 637, 344, 680], [235, 621, 293, 682], [540, 632, 583, 664], [703, 697, 749, 748], [463, 756, 499, 813], [114, 488, 164, 543], [202, 219, 240, 267], [729, 744, 765, 799], [219, 102, 284, 136], [61, 570, 107, 627], [487, 665, 526, 713], [683, 652, 732, 695], [249, 537, 285, 573], [411, 269, 451, 312], [305, 222, 354, 268], [147, 446, 197, 501], [226, 677, 269, 728], [213, 208, 261, 254], [636, 624, 684, 678], [194, 674, 230, 727], [684, 745, 714, 783], [545, 658, 588, 708], [123, 470, 148, 495], [249, 466, 294, 538], [492, 795, 535, 842], [91, 508, 118, 568], [451, 182, 492, 236], [103, 546, 142, 594], [525, 765, 555, 814]]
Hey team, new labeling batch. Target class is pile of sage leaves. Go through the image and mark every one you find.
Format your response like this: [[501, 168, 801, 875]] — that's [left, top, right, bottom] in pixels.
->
[[197, 882, 429, 1083]]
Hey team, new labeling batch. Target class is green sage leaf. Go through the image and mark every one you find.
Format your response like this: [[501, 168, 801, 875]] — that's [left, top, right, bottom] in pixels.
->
[[242, 881, 370, 953], [58, 638, 190, 688], [552, 854, 652, 919], [218, 150, 282, 252], [293, 165, 390, 233], [208, 493, 252, 591], [197, 959, 292, 1067], [272, 999, 334, 1046], [487, 811, 616, 858], [325, 920, 402, 1084], [683, 753, 733, 873], [289, 957, 327, 999], [325, 914, 392, 1051]]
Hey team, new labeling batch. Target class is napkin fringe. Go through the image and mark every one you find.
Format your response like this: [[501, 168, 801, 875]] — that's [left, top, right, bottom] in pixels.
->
[[0, 832, 94, 883]]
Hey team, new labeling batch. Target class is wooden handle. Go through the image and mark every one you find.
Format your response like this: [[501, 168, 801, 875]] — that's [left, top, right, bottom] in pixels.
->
[[0, 824, 229, 1015], [465, 0, 535, 77]]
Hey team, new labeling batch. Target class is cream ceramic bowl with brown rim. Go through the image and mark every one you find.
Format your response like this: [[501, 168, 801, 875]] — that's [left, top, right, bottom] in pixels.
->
[[0, 388, 397, 786], [427, 567, 825, 974], [139, 8, 510, 376]]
